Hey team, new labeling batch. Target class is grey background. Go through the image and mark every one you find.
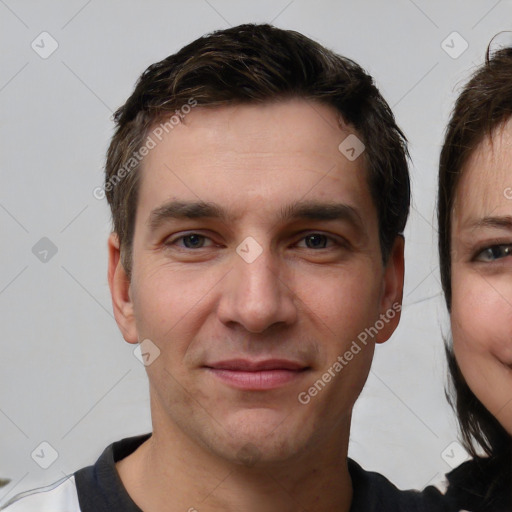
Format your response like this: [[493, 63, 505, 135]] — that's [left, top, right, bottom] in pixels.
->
[[1, 0, 509, 504]]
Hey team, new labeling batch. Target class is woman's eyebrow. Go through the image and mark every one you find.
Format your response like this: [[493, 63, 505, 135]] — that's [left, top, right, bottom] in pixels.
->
[[463, 215, 512, 231]]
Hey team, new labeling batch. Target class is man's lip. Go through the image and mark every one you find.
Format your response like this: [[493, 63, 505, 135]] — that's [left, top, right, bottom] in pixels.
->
[[203, 360, 311, 390], [204, 359, 309, 371]]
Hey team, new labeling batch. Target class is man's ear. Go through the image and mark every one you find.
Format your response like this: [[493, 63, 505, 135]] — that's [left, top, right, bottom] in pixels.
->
[[108, 233, 138, 344], [375, 235, 404, 344]]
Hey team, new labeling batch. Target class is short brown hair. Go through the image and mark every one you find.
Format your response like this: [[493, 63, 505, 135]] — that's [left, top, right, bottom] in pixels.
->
[[105, 23, 410, 279]]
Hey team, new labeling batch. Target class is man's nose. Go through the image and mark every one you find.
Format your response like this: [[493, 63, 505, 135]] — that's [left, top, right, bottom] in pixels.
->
[[217, 242, 298, 333]]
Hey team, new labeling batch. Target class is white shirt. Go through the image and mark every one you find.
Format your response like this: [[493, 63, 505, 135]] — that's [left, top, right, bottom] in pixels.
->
[[1, 475, 81, 511]]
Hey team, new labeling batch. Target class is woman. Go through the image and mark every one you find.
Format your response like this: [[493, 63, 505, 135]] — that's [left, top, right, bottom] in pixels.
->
[[437, 43, 512, 510]]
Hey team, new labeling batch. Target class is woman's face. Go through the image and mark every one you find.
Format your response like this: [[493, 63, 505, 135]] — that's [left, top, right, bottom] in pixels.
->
[[450, 119, 512, 435]]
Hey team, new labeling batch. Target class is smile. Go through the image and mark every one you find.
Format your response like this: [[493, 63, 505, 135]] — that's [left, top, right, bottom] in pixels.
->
[[204, 359, 310, 390]]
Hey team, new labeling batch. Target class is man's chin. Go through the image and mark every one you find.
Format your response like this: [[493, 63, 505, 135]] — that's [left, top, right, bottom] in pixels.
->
[[210, 410, 316, 467]]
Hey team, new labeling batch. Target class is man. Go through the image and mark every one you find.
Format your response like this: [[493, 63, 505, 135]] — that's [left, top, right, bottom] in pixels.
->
[[2, 23, 442, 511]]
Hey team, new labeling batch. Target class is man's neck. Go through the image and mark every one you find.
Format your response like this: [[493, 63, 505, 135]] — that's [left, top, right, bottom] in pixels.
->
[[116, 422, 353, 512]]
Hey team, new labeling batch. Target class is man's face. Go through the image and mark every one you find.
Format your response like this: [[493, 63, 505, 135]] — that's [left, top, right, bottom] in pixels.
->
[[109, 98, 403, 465]]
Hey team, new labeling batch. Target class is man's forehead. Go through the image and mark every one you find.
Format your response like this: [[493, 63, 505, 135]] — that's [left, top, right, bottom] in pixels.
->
[[136, 98, 374, 229], [139, 99, 367, 188], [146, 98, 357, 158]]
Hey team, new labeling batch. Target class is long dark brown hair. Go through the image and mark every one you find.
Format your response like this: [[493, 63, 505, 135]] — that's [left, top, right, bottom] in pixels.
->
[[438, 43, 512, 505]]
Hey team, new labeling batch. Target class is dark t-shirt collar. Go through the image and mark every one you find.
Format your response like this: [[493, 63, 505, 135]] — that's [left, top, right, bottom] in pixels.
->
[[75, 433, 150, 512], [74, 433, 430, 512]]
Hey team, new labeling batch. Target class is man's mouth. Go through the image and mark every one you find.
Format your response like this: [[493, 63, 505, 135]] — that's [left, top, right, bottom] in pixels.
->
[[204, 359, 311, 390]]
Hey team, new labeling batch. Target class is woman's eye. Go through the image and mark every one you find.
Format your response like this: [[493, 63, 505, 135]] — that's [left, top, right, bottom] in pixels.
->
[[475, 245, 512, 262]]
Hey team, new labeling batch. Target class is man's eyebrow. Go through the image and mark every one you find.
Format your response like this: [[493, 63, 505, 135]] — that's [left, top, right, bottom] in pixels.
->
[[148, 201, 227, 231], [278, 201, 364, 229], [147, 199, 364, 231]]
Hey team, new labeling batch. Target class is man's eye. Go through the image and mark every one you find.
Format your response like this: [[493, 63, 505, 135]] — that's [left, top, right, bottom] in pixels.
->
[[168, 234, 212, 249], [475, 245, 512, 262], [165, 232, 340, 251], [297, 234, 336, 249]]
